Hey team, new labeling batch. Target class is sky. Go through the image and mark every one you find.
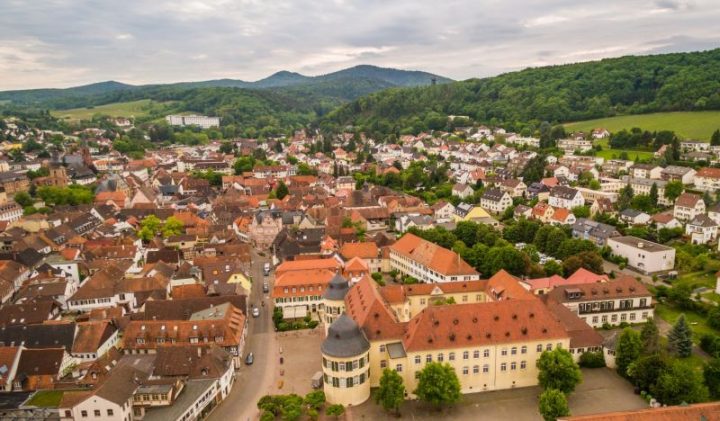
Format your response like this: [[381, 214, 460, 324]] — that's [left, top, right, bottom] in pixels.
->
[[1, 0, 719, 90]]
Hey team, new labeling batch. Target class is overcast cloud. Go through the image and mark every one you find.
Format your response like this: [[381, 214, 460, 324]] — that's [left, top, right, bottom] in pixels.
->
[[1, 0, 719, 90]]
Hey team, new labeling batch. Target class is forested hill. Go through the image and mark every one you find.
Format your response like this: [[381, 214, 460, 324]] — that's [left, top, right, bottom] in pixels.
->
[[320, 48, 720, 135], [0, 65, 451, 109]]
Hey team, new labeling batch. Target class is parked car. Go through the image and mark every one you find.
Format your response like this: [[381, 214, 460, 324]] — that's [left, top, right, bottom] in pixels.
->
[[252, 307, 260, 318], [263, 283, 269, 293], [311, 371, 323, 389], [245, 352, 254, 365], [263, 263, 271, 275]]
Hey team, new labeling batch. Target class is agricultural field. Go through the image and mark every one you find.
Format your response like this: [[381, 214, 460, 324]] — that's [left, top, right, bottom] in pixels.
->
[[51, 99, 173, 122], [564, 111, 720, 141]]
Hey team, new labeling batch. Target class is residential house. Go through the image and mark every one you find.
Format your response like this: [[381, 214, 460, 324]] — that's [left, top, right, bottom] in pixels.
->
[[547, 276, 653, 328], [480, 188, 513, 215], [660, 166, 696, 184], [673, 192, 705, 222], [340, 242, 382, 274], [685, 214, 718, 245], [694, 167, 720, 192], [452, 184, 474, 199], [548, 186, 584, 210], [572, 218, 620, 246], [619, 209, 651, 225]]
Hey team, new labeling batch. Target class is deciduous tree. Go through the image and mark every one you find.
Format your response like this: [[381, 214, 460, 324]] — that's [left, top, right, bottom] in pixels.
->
[[536, 348, 582, 394], [538, 388, 570, 421], [376, 368, 405, 415], [616, 328, 642, 377], [413, 362, 462, 408]]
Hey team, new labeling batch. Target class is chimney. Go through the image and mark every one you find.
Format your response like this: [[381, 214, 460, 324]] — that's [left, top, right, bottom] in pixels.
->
[[637, 242, 644, 249]]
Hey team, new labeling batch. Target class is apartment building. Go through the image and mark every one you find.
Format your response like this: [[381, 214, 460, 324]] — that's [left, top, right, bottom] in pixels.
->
[[627, 178, 671, 206], [389, 233, 480, 283], [480, 188, 513, 214], [673, 192, 706, 222], [606, 236, 676, 274], [547, 277, 653, 328], [548, 186, 584, 210], [660, 165, 696, 184], [165, 115, 220, 129], [694, 167, 720, 192]]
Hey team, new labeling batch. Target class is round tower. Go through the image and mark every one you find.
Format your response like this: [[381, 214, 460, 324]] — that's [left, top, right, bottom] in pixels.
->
[[321, 314, 371, 406], [321, 273, 349, 334]]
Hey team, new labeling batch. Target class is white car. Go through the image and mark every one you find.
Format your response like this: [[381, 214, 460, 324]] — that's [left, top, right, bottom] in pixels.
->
[[252, 307, 260, 318]]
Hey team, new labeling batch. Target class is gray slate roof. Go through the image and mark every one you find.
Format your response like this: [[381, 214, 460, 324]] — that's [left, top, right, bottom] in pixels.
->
[[323, 273, 350, 301], [321, 314, 370, 358]]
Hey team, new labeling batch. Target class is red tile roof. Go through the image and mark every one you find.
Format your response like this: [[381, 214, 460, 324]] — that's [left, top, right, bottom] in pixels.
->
[[390, 233, 478, 276], [402, 299, 568, 352]]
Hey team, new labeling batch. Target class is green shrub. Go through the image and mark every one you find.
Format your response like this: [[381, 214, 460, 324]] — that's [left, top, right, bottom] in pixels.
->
[[578, 351, 606, 368]]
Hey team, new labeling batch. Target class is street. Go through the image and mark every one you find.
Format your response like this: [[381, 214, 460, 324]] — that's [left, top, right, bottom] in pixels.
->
[[209, 250, 280, 421]]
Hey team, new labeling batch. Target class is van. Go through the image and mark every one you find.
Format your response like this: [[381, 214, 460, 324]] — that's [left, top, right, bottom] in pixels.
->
[[263, 263, 271, 276], [311, 371, 323, 389]]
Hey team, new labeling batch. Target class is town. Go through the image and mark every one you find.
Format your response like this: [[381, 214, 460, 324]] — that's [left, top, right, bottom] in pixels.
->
[[0, 107, 717, 421]]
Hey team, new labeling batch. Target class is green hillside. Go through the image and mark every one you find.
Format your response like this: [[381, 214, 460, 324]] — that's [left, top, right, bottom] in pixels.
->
[[321, 48, 720, 137], [51, 99, 173, 122], [564, 111, 720, 141]]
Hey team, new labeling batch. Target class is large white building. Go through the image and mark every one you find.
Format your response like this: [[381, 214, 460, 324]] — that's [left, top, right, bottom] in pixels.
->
[[606, 236, 675, 274], [165, 115, 220, 129]]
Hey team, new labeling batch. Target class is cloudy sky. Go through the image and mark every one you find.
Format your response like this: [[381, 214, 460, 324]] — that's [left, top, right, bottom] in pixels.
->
[[1, 0, 719, 90]]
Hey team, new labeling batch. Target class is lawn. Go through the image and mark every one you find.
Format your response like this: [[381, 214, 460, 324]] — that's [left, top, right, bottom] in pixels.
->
[[595, 148, 655, 161], [673, 270, 718, 291], [26, 390, 65, 407], [564, 111, 720, 140], [654, 303, 718, 342], [51, 99, 173, 122]]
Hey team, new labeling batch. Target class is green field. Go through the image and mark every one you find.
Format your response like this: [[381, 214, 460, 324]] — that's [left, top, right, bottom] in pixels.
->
[[564, 111, 720, 141], [51, 99, 173, 122], [26, 390, 65, 407]]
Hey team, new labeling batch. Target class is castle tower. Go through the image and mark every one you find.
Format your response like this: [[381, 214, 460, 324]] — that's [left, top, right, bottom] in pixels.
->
[[321, 272, 349, 335], [321, 314, 371, 406]]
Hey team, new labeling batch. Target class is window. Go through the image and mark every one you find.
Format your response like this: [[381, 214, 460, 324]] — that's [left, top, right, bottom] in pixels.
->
[[380, 360, 387, 369], [511, 347, 517, 355], [521, 346, 527, 354], [463, 351, 469, 360], [462, 366, 469, 375], [415, 355, 421, 364], [501, 348, 507, 356], [462, 295, 468, 302], [107, 410, 114, 416], [500, 363, 507, 371], [601, 315, 608, 322], [621, 313, 627, 321], [81, 411, 88, 418], [473, 365, 479, 374], [642, 312, 648, 319], [420, 298, 426, 305], [396, 364, 403, 372], [473, 350, 480, 358], [520, 361, 527, 369], [483, 349, 490, 358], [511, 362, 517, 370], [449, 352, 455, 361], [592, 316, 598, 323], [379, 344, 386, 352], [537, 344, 542, 352], [426, 354, 432, 363], [611, 314, 618, 322], [94, 410, 101, 417], [347, 377, 354, 388], [630, 313, 636, 321], [483, 364, 489, 373], [437, 353, 444, 362], [546, 344, 552, 351]]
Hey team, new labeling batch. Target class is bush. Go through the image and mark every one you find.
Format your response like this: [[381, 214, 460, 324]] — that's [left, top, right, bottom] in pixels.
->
[[579, 351, 606, 368], [308, 320, 319, 329], [700, 333, 720, 357]]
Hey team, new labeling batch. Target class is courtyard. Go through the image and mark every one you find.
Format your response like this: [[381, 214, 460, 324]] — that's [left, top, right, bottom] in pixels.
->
[[348, 368, 646, 421]]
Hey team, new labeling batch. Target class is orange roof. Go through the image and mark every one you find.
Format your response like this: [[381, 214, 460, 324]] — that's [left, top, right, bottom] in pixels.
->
[[0, 347, 20, 387], [95, 191, 126, 204], [552, 207, 571, 222], [565, 268, 608, 285], [522, 275, 567, 290], [272, 269, 335, 298], [560, 402, 720, 421], [340, 242, 378, 260], [696, 167, 720, 179], [344, 256, 369, 273], [276, 258, 342, 275], [402, 299, 568, 352], [390, 233, 478, 276], [486, 270, 536, 301]]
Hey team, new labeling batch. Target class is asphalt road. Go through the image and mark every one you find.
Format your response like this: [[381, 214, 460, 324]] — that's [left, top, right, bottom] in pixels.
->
[[209, 250, 279, 421]]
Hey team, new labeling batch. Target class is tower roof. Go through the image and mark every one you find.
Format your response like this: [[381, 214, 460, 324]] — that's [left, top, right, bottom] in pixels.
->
[[323, 272, 350, 301], [321, 314, 370, 358]]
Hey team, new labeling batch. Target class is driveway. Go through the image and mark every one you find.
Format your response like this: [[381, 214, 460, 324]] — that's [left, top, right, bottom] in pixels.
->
[[209, 250, 280, 421], [348, 368, 646, 421]]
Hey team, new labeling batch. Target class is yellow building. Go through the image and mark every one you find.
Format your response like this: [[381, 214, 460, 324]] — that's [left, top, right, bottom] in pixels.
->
[[321, 271, 597, 405], [321, 314, 371, 406]]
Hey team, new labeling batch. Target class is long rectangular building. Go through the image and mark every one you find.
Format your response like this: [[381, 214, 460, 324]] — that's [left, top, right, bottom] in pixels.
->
[[389, 233, 480, 283]]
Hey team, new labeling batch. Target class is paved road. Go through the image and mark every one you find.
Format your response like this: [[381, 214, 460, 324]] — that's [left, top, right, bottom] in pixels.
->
[[209, 250, 280, 421]]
